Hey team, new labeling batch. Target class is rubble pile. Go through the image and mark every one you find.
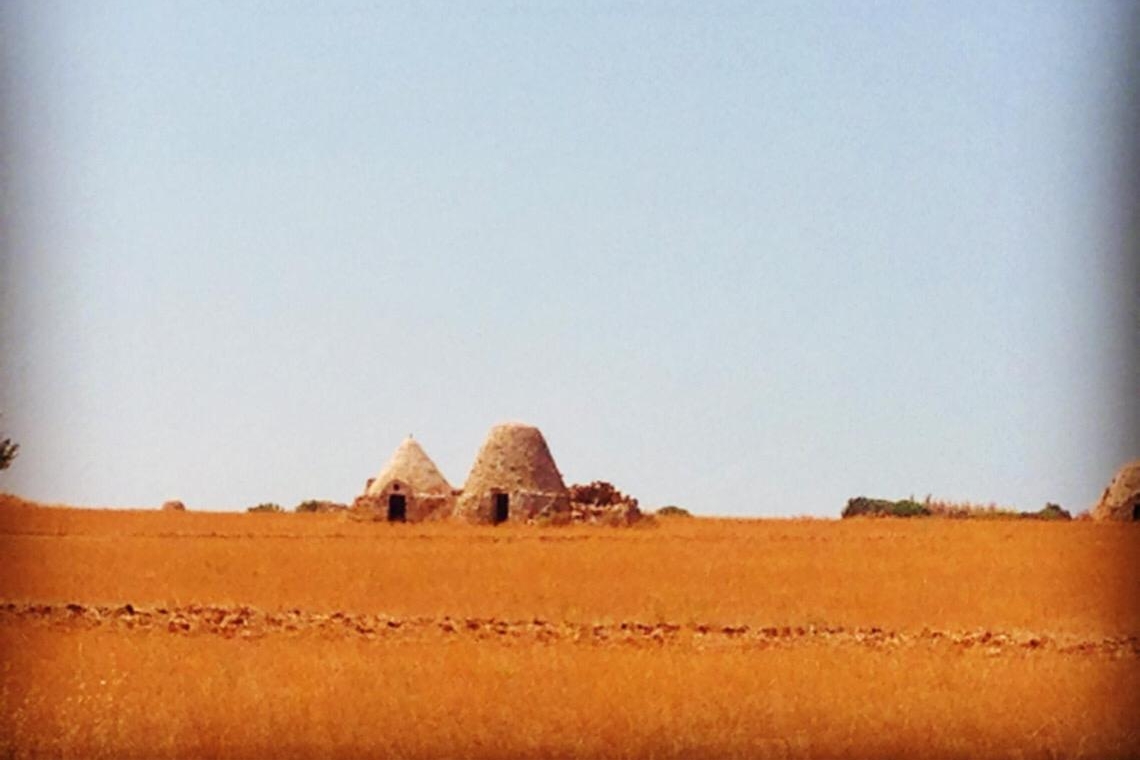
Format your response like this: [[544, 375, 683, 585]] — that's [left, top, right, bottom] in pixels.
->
[[566, 481, 643, 525]]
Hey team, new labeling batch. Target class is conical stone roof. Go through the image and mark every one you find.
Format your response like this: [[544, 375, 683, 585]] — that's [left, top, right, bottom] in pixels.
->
[[365, 437, 452, 497], [1091, 460, 1140, 521], [455, 422, 570, 523]]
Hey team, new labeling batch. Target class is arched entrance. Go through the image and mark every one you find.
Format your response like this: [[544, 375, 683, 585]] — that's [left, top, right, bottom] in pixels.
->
[[388, 493, 407, 522], [492, 493, 509, 525]]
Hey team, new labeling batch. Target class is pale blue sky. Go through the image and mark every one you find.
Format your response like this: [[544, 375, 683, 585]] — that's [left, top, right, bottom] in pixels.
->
[[1, 1, 1136, 516]]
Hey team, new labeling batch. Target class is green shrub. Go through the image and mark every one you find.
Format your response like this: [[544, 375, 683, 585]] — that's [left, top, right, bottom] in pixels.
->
[[842, 497, 893, 518], [842, 497, 931, 519], [656, 505, 692, 518], [1024, 503, 1072, 521], [295, 500, 323, 513], [247, 503, 283, 513], [845, 495, 1072, 521], [890, 499, 931, 517]]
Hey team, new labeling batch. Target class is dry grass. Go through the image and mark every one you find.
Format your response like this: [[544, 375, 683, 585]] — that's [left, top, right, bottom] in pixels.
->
[[3, 628, 1137, 760], [0, 500, 1137, 758], [923, 497, 1022, 518]]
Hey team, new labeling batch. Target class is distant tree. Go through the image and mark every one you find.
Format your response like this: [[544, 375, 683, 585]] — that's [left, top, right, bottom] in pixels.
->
[[0, 412, 17, 471], [656, 505, 692, 518], [0, 435, 17, 471]]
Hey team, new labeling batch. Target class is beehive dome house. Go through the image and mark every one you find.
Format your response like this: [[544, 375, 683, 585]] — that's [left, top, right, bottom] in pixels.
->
[[454, 423, 570, 524], [358, 437, 455, 522], [1091, 460, 1140, 521]]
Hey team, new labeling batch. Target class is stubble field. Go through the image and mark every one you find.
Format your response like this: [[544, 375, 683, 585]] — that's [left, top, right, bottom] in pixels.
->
[[0, 501, 1137, 758]]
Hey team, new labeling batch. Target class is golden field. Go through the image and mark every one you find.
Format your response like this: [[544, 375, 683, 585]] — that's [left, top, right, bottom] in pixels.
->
[[0, 500, 1137, 758]]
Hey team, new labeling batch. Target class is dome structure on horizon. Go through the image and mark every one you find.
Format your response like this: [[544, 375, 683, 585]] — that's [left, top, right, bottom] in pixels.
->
[[1091, 459, 1140, 522], [454, 422, 570, 524], [359, 436, 455, 522]]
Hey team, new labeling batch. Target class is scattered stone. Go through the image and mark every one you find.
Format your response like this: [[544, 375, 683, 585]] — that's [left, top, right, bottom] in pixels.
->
[[566, 481, 644, 525], [4, 601, 1136, 657]]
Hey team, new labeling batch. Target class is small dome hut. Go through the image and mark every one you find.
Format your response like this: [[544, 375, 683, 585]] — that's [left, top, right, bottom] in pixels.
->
[[1091, 460, 1140, 521], [357, 437, 455, 522], [455, 422, 570, 524]]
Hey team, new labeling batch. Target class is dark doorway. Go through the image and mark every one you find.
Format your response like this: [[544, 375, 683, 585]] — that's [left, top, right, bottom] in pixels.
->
[[1133, 502, 1140, 521], [388, 494, 407, 522], [492, 493, 509, 525]]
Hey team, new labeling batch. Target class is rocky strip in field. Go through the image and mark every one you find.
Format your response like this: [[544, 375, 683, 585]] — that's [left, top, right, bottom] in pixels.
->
[[0, 602, 1135, 658]]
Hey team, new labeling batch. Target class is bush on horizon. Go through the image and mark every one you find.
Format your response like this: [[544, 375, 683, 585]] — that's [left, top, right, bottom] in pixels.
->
[[294, 500, 347, 514], [842, 497, 931, 519], [843, 496, 1072, 521], [1024, 503, 1072, 521], [247, 503, 283, 513]]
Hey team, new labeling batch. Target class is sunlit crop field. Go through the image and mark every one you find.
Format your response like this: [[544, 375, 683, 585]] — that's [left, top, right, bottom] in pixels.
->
[[1, 500, 1137, 758]]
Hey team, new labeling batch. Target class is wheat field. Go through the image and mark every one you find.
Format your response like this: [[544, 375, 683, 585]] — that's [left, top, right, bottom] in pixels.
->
[[0, 500, 1137, 758]]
